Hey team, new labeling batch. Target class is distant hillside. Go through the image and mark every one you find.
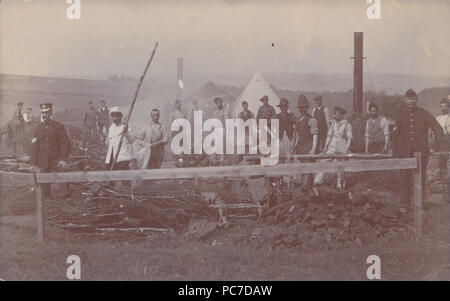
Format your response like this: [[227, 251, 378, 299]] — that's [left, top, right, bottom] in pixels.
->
[[417, 87, 450, 115], [185, 72, 450, 95], [0, 73, 161, 109], [0, 73, 179, 127], [1, 72, 448, 128]]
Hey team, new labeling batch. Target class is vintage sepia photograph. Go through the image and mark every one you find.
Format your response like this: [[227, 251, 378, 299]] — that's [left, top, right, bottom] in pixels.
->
[[0, 0, 449, 285]]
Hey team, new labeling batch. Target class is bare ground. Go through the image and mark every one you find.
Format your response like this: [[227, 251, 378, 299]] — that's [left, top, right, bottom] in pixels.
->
[[0, 172, 449, 281]]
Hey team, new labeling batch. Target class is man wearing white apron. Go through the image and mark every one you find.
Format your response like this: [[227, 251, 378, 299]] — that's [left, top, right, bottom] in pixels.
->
[[105, 107, 135, 170]]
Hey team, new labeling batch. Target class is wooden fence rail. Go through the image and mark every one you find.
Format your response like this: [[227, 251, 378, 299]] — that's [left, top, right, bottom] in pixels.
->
[[1, 154, 424, 243], [34, 158, 416, 184]]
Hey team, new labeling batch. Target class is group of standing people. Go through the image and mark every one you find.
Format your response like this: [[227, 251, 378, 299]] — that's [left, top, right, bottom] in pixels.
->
[[3, 102, 34, 154], [233, 89, 449, 206], [104, 106, 170, 172], [26, 88, 449, 210], [235, 93, 353, 194], [84, 100, 110, 142], [27, 99, 172, 200]]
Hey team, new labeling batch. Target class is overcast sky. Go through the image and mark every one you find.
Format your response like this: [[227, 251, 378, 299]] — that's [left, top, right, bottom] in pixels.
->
[[1, 0, 449, 78]]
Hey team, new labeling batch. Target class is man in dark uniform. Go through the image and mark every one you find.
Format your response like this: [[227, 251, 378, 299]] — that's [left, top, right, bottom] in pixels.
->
[[393, 89, 444, 209], [31, 103, 71, 199]]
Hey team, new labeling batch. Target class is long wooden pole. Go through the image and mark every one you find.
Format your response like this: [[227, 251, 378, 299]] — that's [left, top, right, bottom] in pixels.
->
[[36, 183, 45, 243], [33, 171, 46, 243], [111, 42, 159, 170], [353, 32, 363, 114], [413, 152, 423, 240]]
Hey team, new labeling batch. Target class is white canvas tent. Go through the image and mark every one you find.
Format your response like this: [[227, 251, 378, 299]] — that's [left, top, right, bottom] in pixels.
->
[[233, 71, 280, 117]]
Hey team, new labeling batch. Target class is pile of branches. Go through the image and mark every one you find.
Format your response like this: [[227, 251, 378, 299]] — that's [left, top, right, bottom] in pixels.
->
[[45, 180, 214, 242], [0, 156, 32, 172], [69, 132, 106, 170]]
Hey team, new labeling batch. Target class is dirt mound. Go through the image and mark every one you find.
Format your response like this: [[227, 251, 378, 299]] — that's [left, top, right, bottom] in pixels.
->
[[252, 189, 410, 252]]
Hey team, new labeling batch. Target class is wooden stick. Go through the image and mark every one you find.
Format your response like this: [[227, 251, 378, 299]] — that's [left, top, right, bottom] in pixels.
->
[[262, 205, 279, 218], [69, 155, 90, 160], [67, 160, 88, 168], [96, 227, 171, 232], [35, 181, 46, 243], [276, 178, 281, 219], [111, 42, 159, 170], [209, 203, 262, 209], [413, 152, 423, 240], [429, 151, 450, 156], [226, 214, 257, 219]]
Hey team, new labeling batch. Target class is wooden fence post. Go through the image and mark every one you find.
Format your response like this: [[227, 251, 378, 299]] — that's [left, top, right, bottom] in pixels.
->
[[413, 152, 423, 240], [35, 181, 46, 243]]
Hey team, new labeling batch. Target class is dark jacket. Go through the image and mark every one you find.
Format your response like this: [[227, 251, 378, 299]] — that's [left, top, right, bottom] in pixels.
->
[[11, 107, 25, 128], [275, 112, 295, 140], [295, 114, 318, 143], [256, 104, 276, 127], [31, 120, 71, 170], [393, 106, 444, 155], [312, 106, 327, 136]]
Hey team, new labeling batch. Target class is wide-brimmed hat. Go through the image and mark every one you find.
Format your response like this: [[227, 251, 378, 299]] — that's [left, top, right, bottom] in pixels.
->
[[110, 106, 122, 115], [334, 106, 346, 114], [39, 103, 52, 113], [260, 95, 269, 102], [314, 95, 322, 101], [297, 95, 309, 108], [276, 98, 289, 107]]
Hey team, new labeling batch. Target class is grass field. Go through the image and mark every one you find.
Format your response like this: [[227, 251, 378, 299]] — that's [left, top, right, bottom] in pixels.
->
[[0, 203, 448, 281]]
